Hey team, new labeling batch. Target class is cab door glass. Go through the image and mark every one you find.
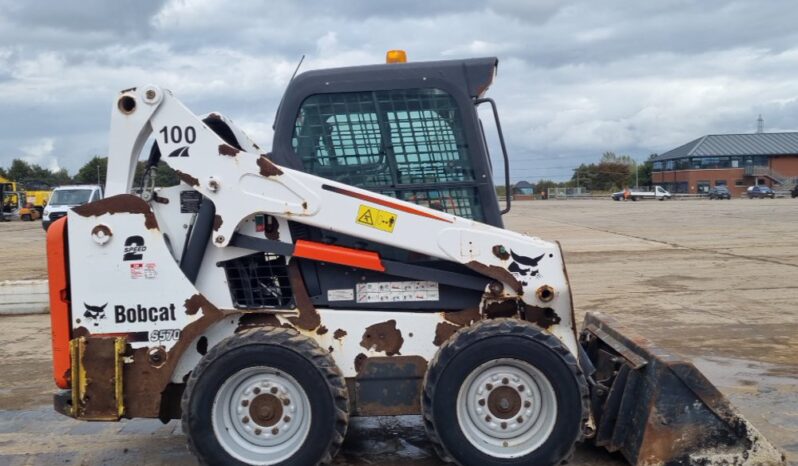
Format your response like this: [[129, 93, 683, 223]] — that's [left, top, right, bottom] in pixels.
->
[[292, 88, 484, 221]]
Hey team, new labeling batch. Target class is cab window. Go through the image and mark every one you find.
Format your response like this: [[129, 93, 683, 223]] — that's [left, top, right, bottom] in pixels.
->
[[292, 89, 484, 221]]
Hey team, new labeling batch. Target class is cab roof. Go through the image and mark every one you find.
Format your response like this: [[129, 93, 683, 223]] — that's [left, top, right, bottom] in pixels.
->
[[288, 57, 498, 99]]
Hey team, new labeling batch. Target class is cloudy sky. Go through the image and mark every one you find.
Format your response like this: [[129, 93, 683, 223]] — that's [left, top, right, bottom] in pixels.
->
[[2, 0, 798, 182]]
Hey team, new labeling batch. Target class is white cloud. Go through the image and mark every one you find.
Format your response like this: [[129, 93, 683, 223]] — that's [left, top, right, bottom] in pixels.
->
[[19, 138, 59, 171], [2, 0, 798, 183]]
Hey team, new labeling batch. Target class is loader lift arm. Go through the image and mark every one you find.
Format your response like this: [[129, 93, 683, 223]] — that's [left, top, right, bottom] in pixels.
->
[[105, 85, 581, 356]]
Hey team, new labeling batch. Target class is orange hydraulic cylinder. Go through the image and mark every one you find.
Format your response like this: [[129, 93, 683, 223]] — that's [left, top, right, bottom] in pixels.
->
[[293, 239, 385, 272]]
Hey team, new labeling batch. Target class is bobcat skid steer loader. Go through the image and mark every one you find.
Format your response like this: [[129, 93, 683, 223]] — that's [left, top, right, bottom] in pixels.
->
[[47, 53, 785, 466]]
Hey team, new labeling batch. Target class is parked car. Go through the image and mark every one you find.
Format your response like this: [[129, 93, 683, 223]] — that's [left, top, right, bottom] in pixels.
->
[[42, 185, 104, 230], [746, 185, 775, 199], [612, 185, 672, 201], [708, 186, 731, 200], [791, 185, 798, 198]]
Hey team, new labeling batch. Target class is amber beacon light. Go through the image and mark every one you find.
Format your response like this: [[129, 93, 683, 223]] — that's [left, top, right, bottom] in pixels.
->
[[386, 49, 407, 63]]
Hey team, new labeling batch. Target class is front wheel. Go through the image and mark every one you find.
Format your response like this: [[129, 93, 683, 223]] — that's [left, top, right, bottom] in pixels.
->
[[423, 319, 587, 466], [182, 327, 348, 465]]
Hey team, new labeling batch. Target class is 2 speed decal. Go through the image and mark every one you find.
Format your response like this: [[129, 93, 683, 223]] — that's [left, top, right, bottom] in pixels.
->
[[123, 235, 146, 261]]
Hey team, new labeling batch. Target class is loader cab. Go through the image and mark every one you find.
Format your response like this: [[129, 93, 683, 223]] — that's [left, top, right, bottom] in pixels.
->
[[271, 57, 503, 228]]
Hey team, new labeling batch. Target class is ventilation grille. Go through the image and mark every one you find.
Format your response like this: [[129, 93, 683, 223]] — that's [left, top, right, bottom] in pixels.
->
[[221, 253, 293, 308]]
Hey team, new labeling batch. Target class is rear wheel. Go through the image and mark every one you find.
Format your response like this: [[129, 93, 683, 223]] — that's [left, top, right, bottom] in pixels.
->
[[21, 214, 31, 221], [423, 319, 587, 466], [182, 327, 348, 465]]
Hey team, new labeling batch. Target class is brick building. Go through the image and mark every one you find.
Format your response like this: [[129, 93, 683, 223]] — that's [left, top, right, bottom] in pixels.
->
[[652, 132, 798, 196]]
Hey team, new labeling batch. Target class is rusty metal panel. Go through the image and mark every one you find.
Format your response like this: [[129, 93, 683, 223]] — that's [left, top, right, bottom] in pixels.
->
[[71, 336, 125, 421], [353, 355, 427, 416]]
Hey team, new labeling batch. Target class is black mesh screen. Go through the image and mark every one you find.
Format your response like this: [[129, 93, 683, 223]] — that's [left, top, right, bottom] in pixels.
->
[[292, 88, 483, 220], [221, 253, 293, 308]]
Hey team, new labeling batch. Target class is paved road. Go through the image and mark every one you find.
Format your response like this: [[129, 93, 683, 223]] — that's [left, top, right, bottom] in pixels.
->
[[0, 199, 796, 465]]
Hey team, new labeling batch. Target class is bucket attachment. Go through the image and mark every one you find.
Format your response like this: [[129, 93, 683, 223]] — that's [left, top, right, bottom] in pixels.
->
[[580, 312, 786, 466]]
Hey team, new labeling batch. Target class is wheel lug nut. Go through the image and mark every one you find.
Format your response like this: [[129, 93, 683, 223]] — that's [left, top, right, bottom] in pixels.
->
[[524, 401, 531, 408], [486, 383, 493, 390], [241, 400, 249, 407], [270, 387, 278, 394], [272, 428, 279, 435], [485, 415, 492, 422], [517, 385, 525, 392], [517, 416, 523, 423], [253, 387, 261, 394], [502, 378, 509, 385], [478, 399, 485, 406], [283, 398, 291, 406], [254, 428, 262, 435], [242, 416, 250, 423], [501, 422, 507, 429], [284, 416, 291, 423]]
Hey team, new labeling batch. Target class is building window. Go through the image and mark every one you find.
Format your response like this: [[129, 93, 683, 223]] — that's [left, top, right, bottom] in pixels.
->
[[652, 161, 663, 171], [697, 180, 711, 193], [714, 180, 727, 186], [731, 159, 739, 168], [675, 182, 689, 193], [735, 179, 745, 187], [665, 160, 675, 170]]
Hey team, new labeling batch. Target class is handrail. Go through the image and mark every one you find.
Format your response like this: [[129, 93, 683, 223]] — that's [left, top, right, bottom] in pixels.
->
[[475, 98, 511, 214]]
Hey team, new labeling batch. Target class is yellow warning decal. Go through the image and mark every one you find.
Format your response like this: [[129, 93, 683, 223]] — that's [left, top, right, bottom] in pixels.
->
[[356, 204, 397, 233]]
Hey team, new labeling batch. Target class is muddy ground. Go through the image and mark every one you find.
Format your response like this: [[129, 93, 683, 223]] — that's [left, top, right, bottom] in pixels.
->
[[0, 198, 796, 465]]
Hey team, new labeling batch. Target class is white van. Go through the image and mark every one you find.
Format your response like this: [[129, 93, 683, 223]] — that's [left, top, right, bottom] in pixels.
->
[[42, 185, 103, 231]]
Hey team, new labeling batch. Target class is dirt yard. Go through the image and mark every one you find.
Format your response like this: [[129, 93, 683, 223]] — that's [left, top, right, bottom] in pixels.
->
[[0, 198, 796, 465]]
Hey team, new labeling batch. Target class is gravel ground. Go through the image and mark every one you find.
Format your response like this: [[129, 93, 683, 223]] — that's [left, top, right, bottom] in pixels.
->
[[0, 198, 796, 465]]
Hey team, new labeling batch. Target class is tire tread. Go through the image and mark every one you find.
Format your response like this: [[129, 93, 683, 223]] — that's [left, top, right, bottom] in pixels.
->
[[181, 326, 349, 465], [422, 318, 589, 466]]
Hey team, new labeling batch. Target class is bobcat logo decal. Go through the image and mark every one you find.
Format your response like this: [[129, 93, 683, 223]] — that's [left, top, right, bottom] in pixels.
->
[[83, 303, 108, 327], [508, 251, 545, 285]]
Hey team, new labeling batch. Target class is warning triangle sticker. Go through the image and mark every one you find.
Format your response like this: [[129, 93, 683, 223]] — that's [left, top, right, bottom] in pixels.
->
[[358, 209, 374, 225]]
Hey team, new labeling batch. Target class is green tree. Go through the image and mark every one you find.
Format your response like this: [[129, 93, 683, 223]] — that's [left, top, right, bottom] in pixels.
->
[[74, 156, 108, 186], [7, 159, 34, 182], [571, 152, 633, 191], [2, 158, 75, 188], [48, 168, 73, 186], [132, 160, 180, 188], [601, 151, 635, 165], [638, 154, 657, 187]]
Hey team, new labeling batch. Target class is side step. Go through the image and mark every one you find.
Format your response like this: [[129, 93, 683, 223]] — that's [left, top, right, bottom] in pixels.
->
[[580, 312, 786, 466]]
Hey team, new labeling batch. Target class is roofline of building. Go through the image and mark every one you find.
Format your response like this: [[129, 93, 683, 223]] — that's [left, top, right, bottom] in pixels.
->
[[655, 131, 798, 161]]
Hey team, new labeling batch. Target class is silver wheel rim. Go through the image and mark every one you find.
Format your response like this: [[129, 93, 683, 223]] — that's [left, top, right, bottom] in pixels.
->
[[456, 358, 557, 458], [212, 366, 311, 465]]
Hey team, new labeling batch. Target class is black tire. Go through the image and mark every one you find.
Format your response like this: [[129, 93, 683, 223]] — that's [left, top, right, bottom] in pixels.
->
[[182, 327, 348, 466], [21, 214, 31, 221], [631, 196, 638, 201], [423, 319, 588, 466]]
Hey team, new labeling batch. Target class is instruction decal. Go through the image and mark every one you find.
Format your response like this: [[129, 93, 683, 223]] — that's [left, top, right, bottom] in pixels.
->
[[327, 289, 355, 302], [356, 204, 397, 233], [356, 281, 439, 303]]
